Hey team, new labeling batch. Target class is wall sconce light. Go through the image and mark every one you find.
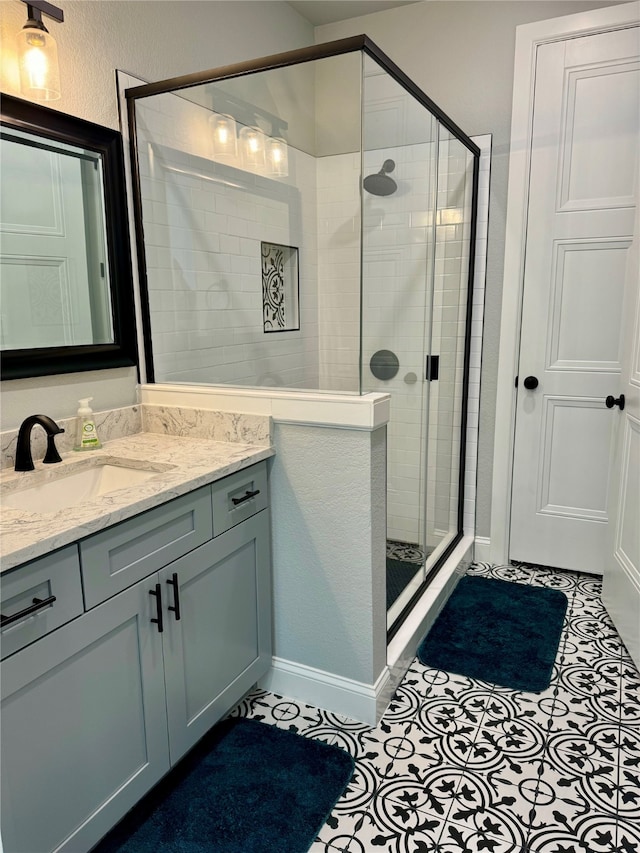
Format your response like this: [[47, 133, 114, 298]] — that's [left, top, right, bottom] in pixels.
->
[[239, 126, 266, 170], [209, 113, 237, 160], [267, 137, 288, 178], [16, 0, 64, 101]]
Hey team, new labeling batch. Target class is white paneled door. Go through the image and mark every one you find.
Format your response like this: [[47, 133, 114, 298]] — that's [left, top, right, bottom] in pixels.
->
[[510, 24, 640, 574], [0, 138, 93, 349]]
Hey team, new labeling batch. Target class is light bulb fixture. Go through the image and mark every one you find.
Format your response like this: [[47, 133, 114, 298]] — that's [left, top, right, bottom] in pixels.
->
[[208, 100, 289, 178], [267, 137, 288, 178], [239, 126, 266, 170], [16, 0, 64, 101], [209, 113, 237, 160]]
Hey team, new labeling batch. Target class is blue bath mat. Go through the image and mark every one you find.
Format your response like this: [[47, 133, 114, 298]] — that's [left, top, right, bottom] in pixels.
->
[[417, 575, 568, 692], [94, 717, 355, 853]]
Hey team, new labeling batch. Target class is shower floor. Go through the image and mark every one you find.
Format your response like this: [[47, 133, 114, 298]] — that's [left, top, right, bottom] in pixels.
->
[[387, 539, 426, 563], [386, 539, 426, 610]]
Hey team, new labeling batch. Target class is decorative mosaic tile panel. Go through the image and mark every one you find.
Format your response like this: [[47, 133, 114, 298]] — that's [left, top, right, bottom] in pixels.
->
[[261, 241, 299, 333]]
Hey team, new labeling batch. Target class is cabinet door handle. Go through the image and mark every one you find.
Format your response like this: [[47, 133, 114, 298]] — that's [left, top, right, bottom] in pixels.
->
[[231, 489, 260, 506], [149, 583, 163, 633], [166, 572, 181, 621], [1, 595, 57, 628]]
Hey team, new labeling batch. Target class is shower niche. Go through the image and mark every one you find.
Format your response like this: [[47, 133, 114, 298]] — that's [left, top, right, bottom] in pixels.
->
[[126, 36, 479, 636], [260, 241, 299, 333]]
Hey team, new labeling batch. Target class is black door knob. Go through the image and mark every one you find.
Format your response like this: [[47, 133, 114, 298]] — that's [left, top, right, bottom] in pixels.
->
[[605, 394, 625, 411], [523, 376, 539, 390]]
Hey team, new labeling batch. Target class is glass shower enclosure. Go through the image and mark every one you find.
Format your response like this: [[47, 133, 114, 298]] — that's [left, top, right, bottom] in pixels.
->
[[125, 36, 479, 636]]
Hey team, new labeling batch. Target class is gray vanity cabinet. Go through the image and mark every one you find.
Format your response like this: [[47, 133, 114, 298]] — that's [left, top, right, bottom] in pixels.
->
[[0, 574, 170, 853], [0, 460, 271, 853]]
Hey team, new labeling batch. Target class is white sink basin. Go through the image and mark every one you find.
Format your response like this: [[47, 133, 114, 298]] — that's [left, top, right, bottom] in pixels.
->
[[2, 462, 168, 514]]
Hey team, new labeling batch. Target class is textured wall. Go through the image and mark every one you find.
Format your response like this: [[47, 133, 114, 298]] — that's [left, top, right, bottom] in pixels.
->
[[0, 1, 313, 130], [269, 422, 387, 684], [0, 0, 314, 429], [314, 0, 619, 536]]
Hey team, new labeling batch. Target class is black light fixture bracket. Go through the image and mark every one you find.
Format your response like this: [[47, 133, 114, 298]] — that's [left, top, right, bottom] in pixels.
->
[[21, 0, 64, 29]]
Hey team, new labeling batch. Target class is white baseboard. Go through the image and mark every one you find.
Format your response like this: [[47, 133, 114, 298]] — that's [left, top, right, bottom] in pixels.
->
[[259, 538, 477, 726], [259, 656, 391, 727], [474, 536, 491, 562]]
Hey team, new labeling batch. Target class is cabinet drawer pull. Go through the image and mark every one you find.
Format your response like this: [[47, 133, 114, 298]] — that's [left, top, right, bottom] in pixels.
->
[[1, 595, 57, 628], [149, 584, 163, 633], [231, 489, 260, 506], [166, 572, 181, 621]]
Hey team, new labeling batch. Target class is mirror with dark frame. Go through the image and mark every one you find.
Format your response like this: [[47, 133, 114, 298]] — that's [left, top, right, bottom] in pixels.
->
[[0, 94, 138, 380]]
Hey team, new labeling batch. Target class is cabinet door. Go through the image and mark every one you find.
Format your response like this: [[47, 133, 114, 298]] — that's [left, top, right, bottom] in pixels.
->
[[0, 576, 170, 853], [161, 510, 272, 764]]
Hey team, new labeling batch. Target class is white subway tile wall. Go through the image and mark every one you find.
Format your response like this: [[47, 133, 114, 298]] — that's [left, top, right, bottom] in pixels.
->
[[316, 155, 361, 392], [134, 93, 320, 390]]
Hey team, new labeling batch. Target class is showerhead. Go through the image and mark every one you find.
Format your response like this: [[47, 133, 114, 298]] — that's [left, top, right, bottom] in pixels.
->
[[363, 159, 397, 197]]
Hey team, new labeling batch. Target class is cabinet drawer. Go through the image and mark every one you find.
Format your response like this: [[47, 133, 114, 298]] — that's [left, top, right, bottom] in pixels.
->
[[80, 487, 213, 609], [1, 546, 83, 660], [211, 461, 268, 535]]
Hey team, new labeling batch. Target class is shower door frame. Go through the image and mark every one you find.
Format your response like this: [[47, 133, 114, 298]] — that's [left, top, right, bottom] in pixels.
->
[[124, 34, 481, 642]]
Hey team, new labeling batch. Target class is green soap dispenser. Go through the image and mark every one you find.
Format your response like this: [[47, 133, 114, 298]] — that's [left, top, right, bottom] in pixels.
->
[[74, 398, 101, 451]]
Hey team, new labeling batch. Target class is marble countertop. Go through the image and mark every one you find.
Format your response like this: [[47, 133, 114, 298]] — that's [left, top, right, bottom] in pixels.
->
[[0, 432, 274, 572]]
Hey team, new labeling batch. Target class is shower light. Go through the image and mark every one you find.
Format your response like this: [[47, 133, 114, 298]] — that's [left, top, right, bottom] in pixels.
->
[[267, 136, 288, 177], [17, 0, 64, 101], [210, 113, 237, 160], [239, 126, 266, 170]]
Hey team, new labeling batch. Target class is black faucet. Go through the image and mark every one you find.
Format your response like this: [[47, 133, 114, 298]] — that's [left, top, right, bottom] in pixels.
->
[[14, 415, 65, 472]]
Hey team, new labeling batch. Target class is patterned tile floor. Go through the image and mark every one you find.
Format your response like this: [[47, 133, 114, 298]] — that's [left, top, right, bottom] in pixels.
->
[[227, 562, 640, 853]]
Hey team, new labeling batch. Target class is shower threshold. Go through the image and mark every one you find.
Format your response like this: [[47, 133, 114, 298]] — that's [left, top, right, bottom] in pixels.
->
[[387, 532, 466, 640]]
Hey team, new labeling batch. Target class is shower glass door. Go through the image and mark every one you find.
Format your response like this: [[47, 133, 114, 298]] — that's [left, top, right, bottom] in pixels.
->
[[360, 57, 477, 632], [360, 57, 439, 628], [425, 128, 475, 568]]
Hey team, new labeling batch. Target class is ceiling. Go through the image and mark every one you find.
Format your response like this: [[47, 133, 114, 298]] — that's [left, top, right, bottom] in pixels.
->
[[286, 1, 421, 26]]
